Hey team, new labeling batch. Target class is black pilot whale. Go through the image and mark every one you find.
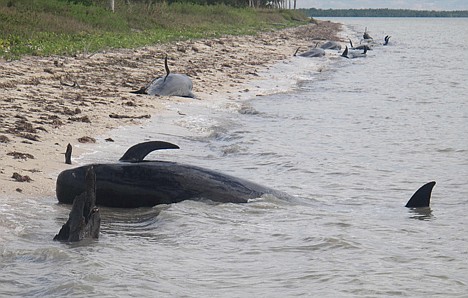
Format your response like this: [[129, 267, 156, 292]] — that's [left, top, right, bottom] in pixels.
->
[[56, 141, 289, 208]]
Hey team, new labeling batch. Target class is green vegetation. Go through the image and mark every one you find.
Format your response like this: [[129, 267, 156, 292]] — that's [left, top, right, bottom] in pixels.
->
[[0, 0, 307, 59], [302, 8, 468, 18]]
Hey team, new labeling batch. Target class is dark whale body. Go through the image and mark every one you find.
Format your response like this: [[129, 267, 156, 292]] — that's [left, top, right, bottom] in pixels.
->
[[56, 141, 288, 208]]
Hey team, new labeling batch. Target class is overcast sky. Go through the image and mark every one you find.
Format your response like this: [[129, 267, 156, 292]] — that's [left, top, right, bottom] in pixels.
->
[[296, 0, 468, 11]]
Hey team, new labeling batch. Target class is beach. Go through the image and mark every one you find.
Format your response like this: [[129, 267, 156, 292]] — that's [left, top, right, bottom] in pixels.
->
[[0, 20, 341, 197]]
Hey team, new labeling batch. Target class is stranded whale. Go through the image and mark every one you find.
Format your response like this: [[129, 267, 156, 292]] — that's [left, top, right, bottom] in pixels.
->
[[383, 35, 391, 46], [56, 141, 289, 208], [341, 45, 368, 59], [132, 56, 194, 98], [293, 46, 325, 58], [320, 41, 342, 50]]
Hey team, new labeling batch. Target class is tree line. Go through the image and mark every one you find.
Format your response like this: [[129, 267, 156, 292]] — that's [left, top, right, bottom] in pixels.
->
[[65, 0, 298, 9], [302, 8, 468, 18]]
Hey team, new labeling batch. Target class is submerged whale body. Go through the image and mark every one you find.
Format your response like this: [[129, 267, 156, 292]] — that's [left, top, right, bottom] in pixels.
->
[[56, 141, 288, 208], [405, 181, 436, 208]]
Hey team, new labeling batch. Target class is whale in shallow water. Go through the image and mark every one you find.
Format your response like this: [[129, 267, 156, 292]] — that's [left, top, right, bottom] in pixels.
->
[[348, 39, 372, 51], [132, 56, 194, 98], [363, 27, 373, 40], [383, 35, 391, 46], [405, 181, 436, 208], [56, 141, 289, 208], [341, 45, 368, 59]]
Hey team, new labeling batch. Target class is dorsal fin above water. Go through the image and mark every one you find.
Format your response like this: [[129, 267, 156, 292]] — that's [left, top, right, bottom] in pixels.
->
[[119, 141, 179, 162], [163, 55, 170, 82], [405, 181, 436, 208], [341, 46, 349, 58]]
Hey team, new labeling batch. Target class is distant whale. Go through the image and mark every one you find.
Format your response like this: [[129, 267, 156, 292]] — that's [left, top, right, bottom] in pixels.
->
[[363, 27, 373, 40], [132, 56, 194, 98], [56, 141, 289, 208], [341, 45, 368, 59], [405, 181, 436, 208], [320, 41, 342, 50], [383, 35, 391, 46], [348, 39, 372, 51]]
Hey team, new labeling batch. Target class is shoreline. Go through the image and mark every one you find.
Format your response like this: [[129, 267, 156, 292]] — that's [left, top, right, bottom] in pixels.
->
[[0, 20, 342, 198]]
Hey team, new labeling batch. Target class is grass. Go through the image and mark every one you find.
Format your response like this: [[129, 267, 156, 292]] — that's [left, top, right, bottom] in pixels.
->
[[0, 0, 308, 59]]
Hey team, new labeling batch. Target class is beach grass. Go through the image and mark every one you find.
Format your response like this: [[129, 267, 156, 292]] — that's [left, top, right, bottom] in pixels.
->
[[0, 0, 308, 59]]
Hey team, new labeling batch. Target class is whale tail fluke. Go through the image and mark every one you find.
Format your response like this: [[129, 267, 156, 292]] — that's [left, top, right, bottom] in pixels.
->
[[405, 181, 436, 208], [119, 141, 180, 162], [384, 35, 391, 46]]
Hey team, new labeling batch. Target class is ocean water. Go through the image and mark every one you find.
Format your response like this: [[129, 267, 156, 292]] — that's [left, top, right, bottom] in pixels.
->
[[1, 18, 467, 297]]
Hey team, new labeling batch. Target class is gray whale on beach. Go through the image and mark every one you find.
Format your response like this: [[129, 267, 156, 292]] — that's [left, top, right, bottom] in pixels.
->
[[293, 46, 325, 58], [56, 141, 288, 208], [132, 56, 194, 98], [320, 41, 342, 50]]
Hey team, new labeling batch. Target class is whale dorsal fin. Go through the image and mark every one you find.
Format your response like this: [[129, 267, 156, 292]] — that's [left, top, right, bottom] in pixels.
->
[[341, 46, 349, 58], [405, 181, 436, 208], [119, 141, 179, 162], [163, 55, 170, 82]]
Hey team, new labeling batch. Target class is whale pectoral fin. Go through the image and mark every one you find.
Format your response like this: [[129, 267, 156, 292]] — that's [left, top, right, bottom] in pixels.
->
[[119, 141, 180, 162], [405, 181, 436, 208], [130, 86, 148, 94]]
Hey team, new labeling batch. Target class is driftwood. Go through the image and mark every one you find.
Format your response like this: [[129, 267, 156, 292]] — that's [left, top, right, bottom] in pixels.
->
[[65, 143, 72, 164], [109, 113, 151, 119], [54, 166, 101, 242]]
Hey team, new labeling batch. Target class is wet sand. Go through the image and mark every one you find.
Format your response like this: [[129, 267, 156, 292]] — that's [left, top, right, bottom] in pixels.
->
[[0, 20, 341, 197]]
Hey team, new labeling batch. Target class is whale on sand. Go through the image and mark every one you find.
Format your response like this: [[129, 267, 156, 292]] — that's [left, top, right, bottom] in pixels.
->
[[56, 141, 289, 208], [293, 46, 325, 58], [132, 56, 194, 98], [320, 41, 342, 50]]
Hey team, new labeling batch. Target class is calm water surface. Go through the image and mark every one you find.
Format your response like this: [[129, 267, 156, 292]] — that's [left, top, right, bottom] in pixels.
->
[[1, 18, 467, 297]]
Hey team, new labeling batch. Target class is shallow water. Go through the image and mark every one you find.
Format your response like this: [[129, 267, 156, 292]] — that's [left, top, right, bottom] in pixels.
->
[[1, 18, 467, 297]]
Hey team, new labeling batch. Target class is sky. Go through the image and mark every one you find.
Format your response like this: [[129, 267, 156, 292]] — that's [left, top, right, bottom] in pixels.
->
[[296, 0, 468, 11]]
